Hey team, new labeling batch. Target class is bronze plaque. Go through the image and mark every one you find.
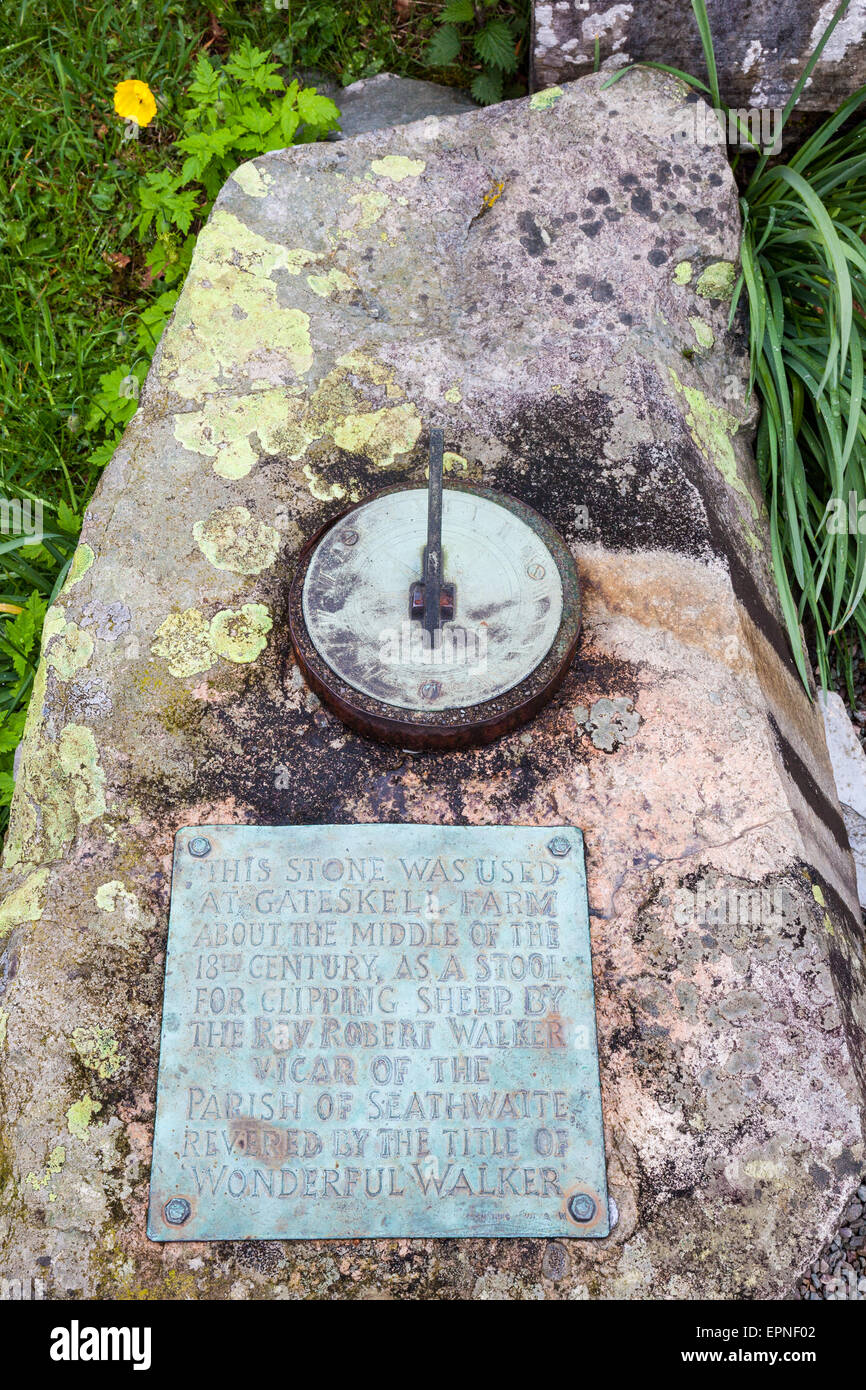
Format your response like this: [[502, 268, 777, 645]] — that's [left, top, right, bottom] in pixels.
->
[[148, 824, 608, 1240]]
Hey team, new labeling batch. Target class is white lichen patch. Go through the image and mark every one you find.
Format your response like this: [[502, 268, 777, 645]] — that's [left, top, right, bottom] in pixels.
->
[[193, 505, 281, 575]]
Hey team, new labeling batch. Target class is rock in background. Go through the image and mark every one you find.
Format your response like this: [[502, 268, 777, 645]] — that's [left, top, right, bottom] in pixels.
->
[[532, 1, 866, 112], [0, 71, 864, 1300]]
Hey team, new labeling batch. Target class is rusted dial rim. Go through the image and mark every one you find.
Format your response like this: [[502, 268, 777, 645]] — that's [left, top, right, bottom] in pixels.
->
[[288, 482, 581, 751]]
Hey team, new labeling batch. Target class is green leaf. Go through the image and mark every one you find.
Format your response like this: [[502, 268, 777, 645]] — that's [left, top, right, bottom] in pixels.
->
[[56, 500, 80, 535], [470, 68, 503, 105], [296, 88, 341, 132], [425, 24, 462, 67], [440, 0, 475, 20], [474, 18, 517, 73], [187, 52, 222, 107], [1, 591, 47, 680]]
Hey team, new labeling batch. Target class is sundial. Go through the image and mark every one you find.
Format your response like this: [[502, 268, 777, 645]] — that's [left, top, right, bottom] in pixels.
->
[[288, 430, 582, 748]]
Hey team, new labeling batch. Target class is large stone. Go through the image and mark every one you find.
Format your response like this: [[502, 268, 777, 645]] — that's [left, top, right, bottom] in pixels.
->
[[532, 1, 866, 112], [820, 691, 866, 908], [329, 72, 476, 137], [0, 71, 863, 1300]]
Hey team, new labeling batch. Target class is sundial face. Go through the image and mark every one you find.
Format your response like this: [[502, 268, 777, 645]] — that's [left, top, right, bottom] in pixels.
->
[[301, 489, 564, 711], [289, 434, 581, 748]]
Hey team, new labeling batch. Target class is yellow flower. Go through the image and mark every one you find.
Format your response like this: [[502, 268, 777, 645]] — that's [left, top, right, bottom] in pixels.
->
[[113, 79, 156, 127]]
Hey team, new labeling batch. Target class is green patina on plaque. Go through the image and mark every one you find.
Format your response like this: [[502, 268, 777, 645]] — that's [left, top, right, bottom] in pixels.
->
[[148, 824, 609, 1240]]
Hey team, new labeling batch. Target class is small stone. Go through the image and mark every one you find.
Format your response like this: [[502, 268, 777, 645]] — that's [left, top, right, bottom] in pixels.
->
[[542, 1241, 570, 1281]]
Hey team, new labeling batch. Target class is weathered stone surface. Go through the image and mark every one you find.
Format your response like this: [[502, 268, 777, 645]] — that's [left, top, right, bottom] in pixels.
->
[[820, 691, 866, 908], [0, 71, 864, 1300], [532, 1, 866, 112], [329, 72, 476, 137]]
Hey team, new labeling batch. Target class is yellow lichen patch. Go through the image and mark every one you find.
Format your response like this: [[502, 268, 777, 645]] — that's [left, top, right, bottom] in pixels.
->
[[95, 879, 140, 923], [812, 882, 834, 934], [444, 386, 462, 404], [283, 248, 322, 275], [333, 403, 423, 468], [159, 211, 313, 399], [530, 86, 563, 110], [231, 162, 273, 198], [45, 621, 94, 681], [72, 1024, 124, 1079], [193, 505, 281, 575], [209, 603, 272, 664], [58, 725, 107, 824], [26, 1144, 65, 1191], [303, 464, 347, 502], [152, 609, 216, 679], [6, 724, 106, 869], [0, 1006, 7, 1047], [669, 369, 758, 520], [306, 268, 356, 299], [67, 1094, 101, 1142], [443, 451, 468, 474], [696, 261, 736, 300], [673, 261, 693, 285], [345, 190, 389, 236], [174, 389, 305, 479], [688, 316, 715, 350], [0, 866, 49, 939], [369, 155, 425, 182], [62, 543, 95, 591]]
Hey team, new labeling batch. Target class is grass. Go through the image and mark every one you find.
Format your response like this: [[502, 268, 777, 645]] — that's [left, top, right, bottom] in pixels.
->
[[0, 0, 498, 837], [606, 0, 866, 698]]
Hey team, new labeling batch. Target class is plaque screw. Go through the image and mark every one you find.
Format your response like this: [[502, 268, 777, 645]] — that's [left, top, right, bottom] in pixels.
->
[[340, 529, 359, 546], [567, 1193, 597, 1224], [163, 1197, 192, 1226], [526, 560, 546, 580], [547, 836, 571, 857], [418, 680, 442, 701], [188, 836, 211, 858]]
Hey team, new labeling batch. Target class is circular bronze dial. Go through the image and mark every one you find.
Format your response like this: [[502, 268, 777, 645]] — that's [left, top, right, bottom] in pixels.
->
[[288, 482, 581, 750]]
